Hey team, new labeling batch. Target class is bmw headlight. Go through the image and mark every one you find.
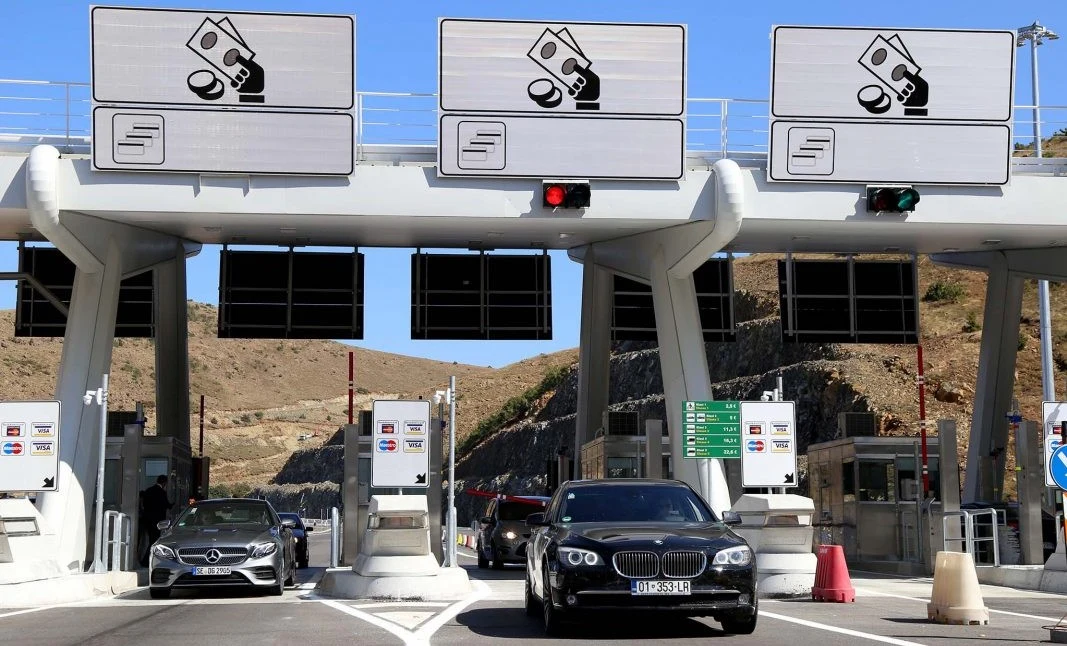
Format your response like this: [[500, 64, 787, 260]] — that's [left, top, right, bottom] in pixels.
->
[[251, 542, 278, 558], [503, 531, 517, 540], [558, 547, 603, 567], [713, 545, 752, 567], [151, 544, 175, 560]]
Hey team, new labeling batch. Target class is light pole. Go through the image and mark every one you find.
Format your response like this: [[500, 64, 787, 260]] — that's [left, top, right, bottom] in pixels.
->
[[434, 377, 459, 568], [1018, 22, 1059, 407], [84, 373, 109, 574]]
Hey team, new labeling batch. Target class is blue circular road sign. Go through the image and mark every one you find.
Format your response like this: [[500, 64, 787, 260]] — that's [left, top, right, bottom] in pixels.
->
[[1050, 445, 1067, 490]]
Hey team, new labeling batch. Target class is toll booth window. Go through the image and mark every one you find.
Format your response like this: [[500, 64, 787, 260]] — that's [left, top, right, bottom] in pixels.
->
[[842, 459, 856, 502], [896, 457, 941, 500], [607, 456, 639, 478], [857, 460, 895, 502]]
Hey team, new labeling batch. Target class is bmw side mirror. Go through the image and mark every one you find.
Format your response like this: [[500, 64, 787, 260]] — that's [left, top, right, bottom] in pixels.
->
[[722, 511, 742, 526], [282, 519, 297, 529], [526, 512, 548, 527], [480, 516, 495, 525], [156, 520, 171, 531]]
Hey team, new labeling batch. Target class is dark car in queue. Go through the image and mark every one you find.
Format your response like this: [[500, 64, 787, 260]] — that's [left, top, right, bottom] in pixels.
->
[[525, 479, 757, 637], [277, 512, 310, 569], [477, 495, 550, 569], [149, 498, 297, 599]]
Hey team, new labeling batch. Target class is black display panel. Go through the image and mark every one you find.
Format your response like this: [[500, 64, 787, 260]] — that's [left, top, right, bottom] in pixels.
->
[[411, 252, 552, 340], [778, 258, 918, 344], [15, 246, 154, 337], [610, 259, 735, 342], [218, 249, 364, 339]]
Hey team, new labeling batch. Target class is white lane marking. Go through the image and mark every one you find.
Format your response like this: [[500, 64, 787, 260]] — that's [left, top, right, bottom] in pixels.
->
[[760, 610, 927, 646], [319, 598, 422, 646], [855, 587, 1060, 622], [317, 580, 490, 646], [350, 601, 450, 609], [456, 552, 477, 560], [0, 597, 100, 619], [412, 580, 491, 641]]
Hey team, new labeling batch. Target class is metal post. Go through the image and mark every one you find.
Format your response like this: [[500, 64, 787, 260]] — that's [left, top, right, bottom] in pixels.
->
[[448, 375, 458, 568], [92, 373, 109, 574], [198, 394, 205, 457], [348, 351, 354, 425], [918, 345, 930, 496], [330, 506, 340, 568]]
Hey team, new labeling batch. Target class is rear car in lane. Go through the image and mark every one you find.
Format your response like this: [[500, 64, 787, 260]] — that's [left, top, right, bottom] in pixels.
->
[[148, 498, 297, 598], [278, 512, 310, 568], [525, 479, 757, 636], [476, 495, 550, 569]]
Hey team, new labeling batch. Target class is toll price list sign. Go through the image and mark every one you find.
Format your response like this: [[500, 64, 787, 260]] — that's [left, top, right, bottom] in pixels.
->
[[682, 401, 741, 459]]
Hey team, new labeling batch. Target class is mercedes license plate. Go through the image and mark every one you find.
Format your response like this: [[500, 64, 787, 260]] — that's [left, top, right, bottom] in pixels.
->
[[193, 566, 231, 576], [631, 579, 691, 595]]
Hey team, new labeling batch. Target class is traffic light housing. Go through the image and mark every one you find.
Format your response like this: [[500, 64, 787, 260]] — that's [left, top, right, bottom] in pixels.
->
[[866, 185, 920, 213], [542, 181, 590, 209]]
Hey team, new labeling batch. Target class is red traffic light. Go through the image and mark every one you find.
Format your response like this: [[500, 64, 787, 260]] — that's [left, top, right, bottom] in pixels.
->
[[542, 182, 590, 209], [544, 184, 566, 207]]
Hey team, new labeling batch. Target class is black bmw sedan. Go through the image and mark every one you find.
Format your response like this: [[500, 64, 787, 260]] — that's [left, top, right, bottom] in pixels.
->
[[525, 479, 757, 636]]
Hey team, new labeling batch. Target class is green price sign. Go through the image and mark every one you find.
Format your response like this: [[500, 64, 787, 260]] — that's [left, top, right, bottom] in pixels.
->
[[683, 401, 739, 413], [685, 446, 741, 459], [684, 434, 741, 447]]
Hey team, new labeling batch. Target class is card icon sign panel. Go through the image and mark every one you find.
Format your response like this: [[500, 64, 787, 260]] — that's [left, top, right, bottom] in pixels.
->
[[112, 114, 165, 165], [372, 400, 430, 488], [740, 401, 797, 488], [787, 127, 834, 176], [0, 401, 61, 493], [457, 121, 506, 170]]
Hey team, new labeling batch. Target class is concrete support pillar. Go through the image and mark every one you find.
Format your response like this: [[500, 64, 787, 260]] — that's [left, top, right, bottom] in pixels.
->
[[153, 247, 190, 445], [644, 419, 663, 479], [648, 247, 731, 514], [37, 241, 124, 571], [1015, 420, 1045, 564], [573, 256, 612, 480], [963, 258, 1023, 503]]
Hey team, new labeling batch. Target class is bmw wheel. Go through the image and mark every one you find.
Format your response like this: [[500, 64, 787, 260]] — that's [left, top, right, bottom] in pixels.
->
[[541, 567, 564, 636]]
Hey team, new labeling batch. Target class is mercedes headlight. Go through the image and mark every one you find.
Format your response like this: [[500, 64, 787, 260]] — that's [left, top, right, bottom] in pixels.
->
[[558, 547, 603, 566], [713, 545, 752, 566], [151, 544, 175, 560], [251, 542, 278, 558], [503, 531, 517, 540]]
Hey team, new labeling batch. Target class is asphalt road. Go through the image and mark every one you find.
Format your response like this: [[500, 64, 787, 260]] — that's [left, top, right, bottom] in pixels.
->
[[1, 530, 1063, 645]]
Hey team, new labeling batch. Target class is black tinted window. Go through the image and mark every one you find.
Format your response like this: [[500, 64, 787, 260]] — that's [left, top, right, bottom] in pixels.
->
[[497, 501, 546, 521], [559, 484, 715, 523]]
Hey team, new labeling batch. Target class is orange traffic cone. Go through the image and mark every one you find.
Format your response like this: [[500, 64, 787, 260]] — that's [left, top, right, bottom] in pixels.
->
[[812, 544, 856, 603]]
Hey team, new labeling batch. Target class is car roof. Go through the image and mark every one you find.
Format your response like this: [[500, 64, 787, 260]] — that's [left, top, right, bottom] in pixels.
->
[[564, 478, 690, 488], [499, 496, 550, 502]]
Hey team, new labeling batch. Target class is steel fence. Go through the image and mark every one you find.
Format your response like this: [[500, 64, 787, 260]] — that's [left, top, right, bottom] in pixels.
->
[[1, 78, 1064, 163]]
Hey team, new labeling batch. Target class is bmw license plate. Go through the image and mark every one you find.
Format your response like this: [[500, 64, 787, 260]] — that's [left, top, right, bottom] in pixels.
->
[[192, 566, 231, 576], [631, 579, 691, 595]]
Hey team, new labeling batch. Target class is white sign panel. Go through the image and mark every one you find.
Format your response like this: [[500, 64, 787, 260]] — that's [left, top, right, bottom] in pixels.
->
[[1042, 401, 1067, 488], [739, 401, 797, 488], [0, 401, 61, 493], [768, 26, 1015, 186], [92, 107, 353, 175], [91, 7, 355, 109], [437, 18, 686, 179], [769, 121, 1010, 185], [372, 400, 431, 489]]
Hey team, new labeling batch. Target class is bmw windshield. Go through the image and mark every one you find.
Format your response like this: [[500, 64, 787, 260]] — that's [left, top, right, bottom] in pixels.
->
[[559, 484, 717, 523], [175, 501, 276, 528]]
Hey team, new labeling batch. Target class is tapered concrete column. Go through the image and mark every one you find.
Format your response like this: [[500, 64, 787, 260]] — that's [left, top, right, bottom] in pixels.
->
[[649, 247, 731, 514], [963, 257, 1024, 503], [37, 241, 124, 571], [153, 247, 190, 445], [573, 254, 613, 479]]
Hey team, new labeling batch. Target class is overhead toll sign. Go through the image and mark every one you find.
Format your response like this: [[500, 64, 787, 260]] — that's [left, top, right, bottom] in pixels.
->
[[90, 6, 355, 176], [768, 26, 1015, 186], [437, 18, 686, 180], [0, 401, 61, 493]]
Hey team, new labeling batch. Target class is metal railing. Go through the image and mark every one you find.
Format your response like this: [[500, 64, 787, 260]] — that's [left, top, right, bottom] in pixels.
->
[[103, 510, 132, 572], [942, 508, 1000, 567], [2, 78, 1066, 164]]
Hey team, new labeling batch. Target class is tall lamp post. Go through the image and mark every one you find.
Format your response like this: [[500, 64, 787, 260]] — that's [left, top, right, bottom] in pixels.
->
[[84, 373, 109, 574], [1018, 22, 1059, 409], [434, 377, 458, 568]]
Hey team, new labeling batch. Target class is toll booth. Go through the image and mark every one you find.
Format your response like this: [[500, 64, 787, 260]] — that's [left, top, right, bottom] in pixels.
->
[[807, 436, 941, 572], [580, 433, 673, 479], [342, 412, 443, 567]]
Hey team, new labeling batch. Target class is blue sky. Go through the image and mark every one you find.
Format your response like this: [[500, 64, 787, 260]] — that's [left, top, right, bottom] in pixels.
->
[[2, 0, 1066, 368]]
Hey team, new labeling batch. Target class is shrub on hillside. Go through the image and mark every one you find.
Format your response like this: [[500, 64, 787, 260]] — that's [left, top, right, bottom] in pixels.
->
[[923, 281, 965, 303]]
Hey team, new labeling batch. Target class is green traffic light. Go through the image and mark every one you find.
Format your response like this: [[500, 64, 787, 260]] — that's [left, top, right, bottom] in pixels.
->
[[896, 188, 920, 211]]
